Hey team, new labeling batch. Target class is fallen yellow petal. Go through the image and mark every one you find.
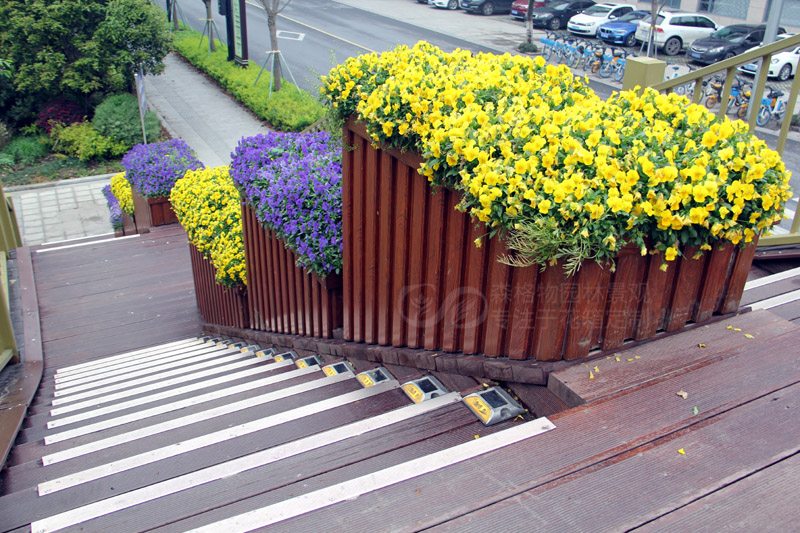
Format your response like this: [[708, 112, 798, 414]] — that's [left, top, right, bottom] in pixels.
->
[[726, 325, 733, 330], [635, 356, 641, 359], [615, 356, 621, 362], [744, 334, 754, 338], [677, 390, 689, 399], [594, 366, 599, 372], [698, 343, 706, 348], [678, 448, 686, 455], [474, 435, 480, 439], [627, 358, 634, 362], [589, 371, 595, 379], [734, 328, 742, 332]]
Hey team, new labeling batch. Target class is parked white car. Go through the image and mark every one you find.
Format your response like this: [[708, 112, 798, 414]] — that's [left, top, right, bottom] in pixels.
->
[[738, 34, 798, 81], [635, 12, 718, 56], [430, 0, 461, 9], [567, 3, 634, 37]]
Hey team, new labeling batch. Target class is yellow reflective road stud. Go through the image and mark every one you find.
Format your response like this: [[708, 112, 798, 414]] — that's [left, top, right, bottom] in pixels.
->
[[323, 366, 337, 377], [464, 395, 492, 424], [296, 360, 308, 369], [402, 383, 424, 404], [274, 354, 284, 362], [357, 374, 375, 387]]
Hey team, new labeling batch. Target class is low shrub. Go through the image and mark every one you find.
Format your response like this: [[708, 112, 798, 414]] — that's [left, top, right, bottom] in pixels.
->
[[35, 98, 85, 133], [93, 93, 161, 149], [0, 121, 11, 151], [51, 122, 128, 161], [110, 172, 134, 215], [121, 139, 203, 197], [518, 42, 539, 53], [170, 166, 246, 287], [4, 136, 48, 165], [172, 28, 326, 132], [231, 132, 343, 276]]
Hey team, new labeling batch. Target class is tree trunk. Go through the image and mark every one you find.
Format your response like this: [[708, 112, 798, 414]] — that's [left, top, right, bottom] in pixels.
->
[[268, 9, 281, 92], [526, 0, 534, 44], [172, 0, 179, 31], [204, 0, 216, 52]]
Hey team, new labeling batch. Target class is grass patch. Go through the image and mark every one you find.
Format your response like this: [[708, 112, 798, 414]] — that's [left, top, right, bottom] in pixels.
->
[[172, 28, 326, 132], [1, 156, 123, 187]]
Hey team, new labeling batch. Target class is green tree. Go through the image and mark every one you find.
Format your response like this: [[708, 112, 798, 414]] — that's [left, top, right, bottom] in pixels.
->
[[0, 0, 172, 123]]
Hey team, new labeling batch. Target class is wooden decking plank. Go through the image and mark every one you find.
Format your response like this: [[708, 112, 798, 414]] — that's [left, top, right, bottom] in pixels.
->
[[226, 328, 800, 532], [548, 310, 797, 406], [0, 387, 410, 531], [430, 383, 800, 532], [762, 299, 800, 322], [57, 402, 478, 533], [636, 452, 800, 532], [740, 274, 800, 306]]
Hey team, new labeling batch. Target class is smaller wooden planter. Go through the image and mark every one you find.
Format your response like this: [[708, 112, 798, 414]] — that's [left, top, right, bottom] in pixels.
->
[[188, 243, 249, 329], [131, 188, 179, 233], [241, 201, 343, 339], [114, 213, 138, 238]]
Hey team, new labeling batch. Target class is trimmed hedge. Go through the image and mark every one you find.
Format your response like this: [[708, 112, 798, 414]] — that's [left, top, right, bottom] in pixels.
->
[[172, 29, 325, 132]]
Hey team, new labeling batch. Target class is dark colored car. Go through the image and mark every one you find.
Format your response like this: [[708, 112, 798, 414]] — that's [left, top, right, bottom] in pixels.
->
[[597, 10, 650, 47], [688, 24, 785, 65], [530, 0, 595, 30], [510, 0, 552, 20], [461, 0, 515, 15]]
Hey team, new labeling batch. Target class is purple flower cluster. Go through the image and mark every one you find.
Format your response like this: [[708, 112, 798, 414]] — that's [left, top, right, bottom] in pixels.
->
[[102, 184, 123, 230], [121, 139, 203, 198], [230, 132, 342, 276]]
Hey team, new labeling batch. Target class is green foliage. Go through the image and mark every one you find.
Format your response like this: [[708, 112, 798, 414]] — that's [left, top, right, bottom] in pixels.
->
[[0, 121, 11, 151], [4, 136, 48, 165], [0, 0, 172, 124], [518, 42, 539, 53], [172, 29, 326, 132], [93, 93, 161, 149], [51, 122, 128, 161]]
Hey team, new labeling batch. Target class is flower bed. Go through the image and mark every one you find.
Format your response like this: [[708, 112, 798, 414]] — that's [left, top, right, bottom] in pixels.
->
[[321, 43, 791, 360], [121, 139, 203, 230], [231, 132, 343, 338]]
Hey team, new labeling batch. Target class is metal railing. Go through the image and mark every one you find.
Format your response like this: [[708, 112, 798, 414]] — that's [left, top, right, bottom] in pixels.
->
[[625, 33, 800, 247], [0, 185, 21, 370]]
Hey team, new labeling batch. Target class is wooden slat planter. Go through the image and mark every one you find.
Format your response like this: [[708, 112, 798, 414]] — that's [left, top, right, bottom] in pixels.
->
[[241, 202, 343, 339], [114, 213, 138, 238], [342, 118, 757, 361], [188, 243, 249, 329], [131, 188, 179, 232]]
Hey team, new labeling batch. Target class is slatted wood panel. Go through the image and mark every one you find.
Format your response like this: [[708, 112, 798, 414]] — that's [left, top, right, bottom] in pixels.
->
[[342, 119, 757, 361], [240, 202, 343, 339], [131, 189, 179, 232], [188, 244, 248, 329]]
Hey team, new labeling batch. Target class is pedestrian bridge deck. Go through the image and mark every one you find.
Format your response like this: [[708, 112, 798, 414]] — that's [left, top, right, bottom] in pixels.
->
[[0, 224, 798, 532]]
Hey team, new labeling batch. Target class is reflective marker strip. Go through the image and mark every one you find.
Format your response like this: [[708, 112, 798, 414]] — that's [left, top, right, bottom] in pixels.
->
[[50, 354, 265, 414], [33, 393, 460, 531], [42, 373, 354, 466], [54, 344, 221, 386], [46, 360, 297, 430], [55, 339, 199, 376], [53, 349, 251, 402], [187, 417, 556, 533], [37, 381, 399, 496], [43, 363, 309, 445]]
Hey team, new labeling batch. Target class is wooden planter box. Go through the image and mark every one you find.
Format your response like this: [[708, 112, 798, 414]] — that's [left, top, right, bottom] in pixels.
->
[[342, 118, 756, 361], [131, 188, 179, 233], [114, 213, 138, 238], [188, 243, 249, 329], [241, 201, 343, 339]]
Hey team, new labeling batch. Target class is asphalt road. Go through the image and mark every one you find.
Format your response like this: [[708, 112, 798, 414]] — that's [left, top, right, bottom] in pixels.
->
[[156, 0, 798, 230]]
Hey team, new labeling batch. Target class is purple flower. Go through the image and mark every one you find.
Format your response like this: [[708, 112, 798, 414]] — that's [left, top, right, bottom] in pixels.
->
[[121, 139, 204, 198], [102, 184, 123, 229], [230, 132, 342, 276]]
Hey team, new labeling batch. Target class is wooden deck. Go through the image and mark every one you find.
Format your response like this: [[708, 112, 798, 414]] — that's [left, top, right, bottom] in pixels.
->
[[0, 225, 798, 531]]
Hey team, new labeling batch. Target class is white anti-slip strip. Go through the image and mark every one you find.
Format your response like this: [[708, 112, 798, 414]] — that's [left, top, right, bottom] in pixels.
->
[[748, 288, 800, 310], [53, 346, 243, 399], [46, 360, 296, 430], [42, 373, 355, 466], [186, 417, 556, 533], [55, 338, 199, 376], [744, 266, 800, 291], [51, 351, 262, 412], [43, 362, 308, 445], [54, 343, 221, 386], [36, 234, 140, 253], [37, 380, 400, 497], [32, 393, 461, 532]]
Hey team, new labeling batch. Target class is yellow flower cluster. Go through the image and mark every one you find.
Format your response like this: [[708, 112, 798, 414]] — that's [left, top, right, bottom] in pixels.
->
[[170, 167, 247, 287], [110, 172, 134, 216], [320, 42, 792, 264]]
